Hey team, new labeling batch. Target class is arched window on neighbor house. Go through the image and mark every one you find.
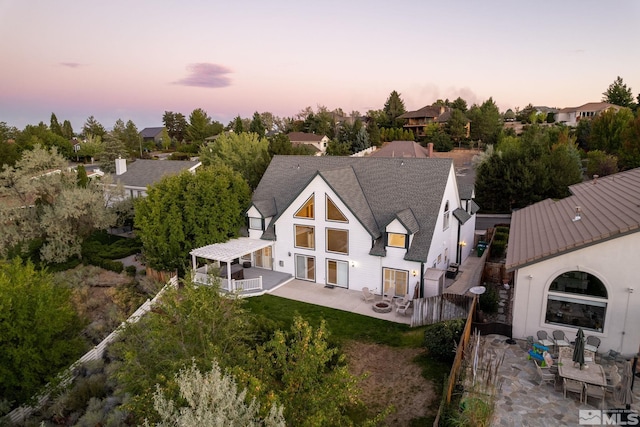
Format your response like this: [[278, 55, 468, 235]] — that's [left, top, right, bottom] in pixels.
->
[[545, 271, 607, 332]]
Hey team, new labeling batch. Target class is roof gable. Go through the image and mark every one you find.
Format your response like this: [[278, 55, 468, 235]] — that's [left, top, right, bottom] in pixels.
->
[[251, 156, 455, 262]]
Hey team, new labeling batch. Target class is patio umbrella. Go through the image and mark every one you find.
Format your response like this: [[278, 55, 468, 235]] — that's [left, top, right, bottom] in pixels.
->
[[614, 361, 634, 409], [572, 328, 585, 369]]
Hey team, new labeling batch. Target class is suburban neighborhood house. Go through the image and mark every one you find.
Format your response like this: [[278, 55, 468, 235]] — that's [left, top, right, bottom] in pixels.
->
[[287, 132, 329, 155], [398, 104, 470, 139], [112, 157, 201, 199], [554, 102, 622, 126], [506, 168, 640, 356], [191, 155, 477, 300], [138, 127, 165, 145]]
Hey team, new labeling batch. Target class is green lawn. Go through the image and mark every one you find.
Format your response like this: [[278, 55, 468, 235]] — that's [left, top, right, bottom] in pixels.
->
[[244, 294, 425, 347]]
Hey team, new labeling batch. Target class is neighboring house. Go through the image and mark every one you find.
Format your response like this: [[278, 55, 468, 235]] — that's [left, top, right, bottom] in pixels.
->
[[192, 156, 477, 299], [398, 104, 470, 138], [506, 169, 640, 356], [370, 140, 433, 158], [287, 132, 329, 155], [139, 127, 165, 145], [555, 102, 621, 126], [112, 158, 201, 199]]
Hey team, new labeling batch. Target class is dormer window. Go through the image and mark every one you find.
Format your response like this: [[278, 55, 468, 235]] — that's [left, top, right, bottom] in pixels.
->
[[387, 232, 407, 249], [443, 201, 450, 230], [249, 217, 263, 230]]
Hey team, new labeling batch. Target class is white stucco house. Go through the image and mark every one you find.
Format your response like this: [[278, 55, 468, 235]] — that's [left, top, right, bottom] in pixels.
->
[[190, 155, 477, 299], [506, 169, 640, 357], [555, 102, 621, 126]]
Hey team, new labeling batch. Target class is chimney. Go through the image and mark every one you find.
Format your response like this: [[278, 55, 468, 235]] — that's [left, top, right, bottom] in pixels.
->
[[115, 157, 127, 175], [592, 174, 599, 184], [572, 206, 582, 222], [427, 142, 433, 158]]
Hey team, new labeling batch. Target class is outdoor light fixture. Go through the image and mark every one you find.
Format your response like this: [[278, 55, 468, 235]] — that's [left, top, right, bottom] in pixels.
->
[[412, 270, 417, 277]]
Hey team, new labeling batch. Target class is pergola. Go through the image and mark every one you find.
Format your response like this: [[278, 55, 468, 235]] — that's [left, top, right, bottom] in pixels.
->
[[190, 237, 273, 291]]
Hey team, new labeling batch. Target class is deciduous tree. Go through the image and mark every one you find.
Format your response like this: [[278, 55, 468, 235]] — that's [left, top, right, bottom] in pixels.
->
[[0, 258, 86, 405], [0, 146, 117, 263], [163, 111, 188, 143], [134, 166, 250, 273], [199, 132, 271, 190]]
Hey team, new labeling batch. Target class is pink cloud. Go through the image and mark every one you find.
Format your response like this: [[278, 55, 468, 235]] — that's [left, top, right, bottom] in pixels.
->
[[59, 62, 83, 68], [173, 63, 232, 88]]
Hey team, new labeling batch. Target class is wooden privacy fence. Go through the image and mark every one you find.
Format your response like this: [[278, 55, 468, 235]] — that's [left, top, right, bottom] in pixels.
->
[[433, 296, 477, 426], [6, 275, 178, 425], [411, 293, 474, 327]]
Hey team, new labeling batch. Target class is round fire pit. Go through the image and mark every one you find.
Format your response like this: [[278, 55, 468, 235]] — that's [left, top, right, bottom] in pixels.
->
[[372, 301, 392, 313]]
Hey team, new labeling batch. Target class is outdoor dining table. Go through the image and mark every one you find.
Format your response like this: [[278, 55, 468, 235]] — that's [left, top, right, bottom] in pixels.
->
[[557, 357, 607, 386]]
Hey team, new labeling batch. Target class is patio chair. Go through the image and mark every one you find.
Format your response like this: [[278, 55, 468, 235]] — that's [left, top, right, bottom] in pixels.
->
[[395, 298, 412, 316], [584, 384, 606, 409], [362, 287, 376, 303], [584, 336, 601, 353], [553, 330, 571, 348], [536, 330, 554, 348], [563, 378, 584, 403], [534, 360, 555, 387]]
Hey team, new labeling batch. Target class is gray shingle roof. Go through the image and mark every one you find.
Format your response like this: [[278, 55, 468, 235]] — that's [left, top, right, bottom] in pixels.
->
[[506, 168, 640, 271], [116, 159, 201, 188], [139, 127, 165, 138], [252, 155, 454, 262]]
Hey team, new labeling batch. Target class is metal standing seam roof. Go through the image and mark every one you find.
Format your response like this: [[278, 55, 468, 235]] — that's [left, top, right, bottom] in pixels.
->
[[190, 237, 274, 262], [251, 155, 454, 263], [506, 168, 640, 271]]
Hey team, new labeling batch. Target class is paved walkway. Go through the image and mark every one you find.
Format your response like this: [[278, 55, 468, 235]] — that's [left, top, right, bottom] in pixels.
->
[[484, 334, 639, 426]]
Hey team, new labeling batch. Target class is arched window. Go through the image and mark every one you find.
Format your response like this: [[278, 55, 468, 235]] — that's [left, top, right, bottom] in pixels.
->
[[545, 271, 607, 332]]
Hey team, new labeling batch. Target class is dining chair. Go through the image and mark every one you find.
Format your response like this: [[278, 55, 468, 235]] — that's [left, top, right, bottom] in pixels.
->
[[584, 384, 606, 409], [553, 330, 571, 348], [536, 330, 554, 348], [585, 336, 601, 353], [564, 378, 584, 403], [535, 360, 555, 387]]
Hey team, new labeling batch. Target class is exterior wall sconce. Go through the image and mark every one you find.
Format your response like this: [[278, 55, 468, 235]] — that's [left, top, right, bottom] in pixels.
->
[[288, 252, 291, 257], [412, 270, 417, 277], [351, 261, 355, 267]]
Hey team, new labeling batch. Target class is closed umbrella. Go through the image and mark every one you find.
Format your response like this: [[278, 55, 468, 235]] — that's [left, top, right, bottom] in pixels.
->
[[572, 328, 585, 369], [614, 361, 633, 409]]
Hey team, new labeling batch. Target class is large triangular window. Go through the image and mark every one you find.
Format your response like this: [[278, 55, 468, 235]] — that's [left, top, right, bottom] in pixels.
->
[[294, 194, 314, 219], [326, 195, 347, 222]]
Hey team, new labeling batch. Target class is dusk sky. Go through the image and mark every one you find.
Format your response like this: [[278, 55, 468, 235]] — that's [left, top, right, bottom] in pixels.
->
[[1, 0, 639, 131]]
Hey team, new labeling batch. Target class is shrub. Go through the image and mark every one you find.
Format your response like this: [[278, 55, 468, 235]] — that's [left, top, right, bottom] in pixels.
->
[[125, 265, 137, 277], [495, 226, 509, 235], [168, 152, 191, 160], [423, 318, 465, 363], [493, 231, 509, 242], [491, 240, 506, 259], [479, 284, 499, 314]]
